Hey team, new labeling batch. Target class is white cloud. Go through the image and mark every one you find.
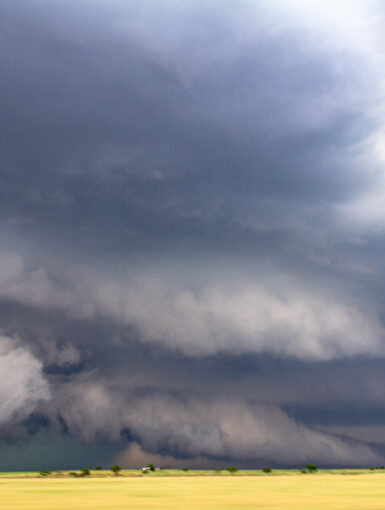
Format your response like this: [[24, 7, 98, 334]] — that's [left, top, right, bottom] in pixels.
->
[[0, 334, 50, 424], [267, 0, 383, 55], [100, 279, 383, 359]]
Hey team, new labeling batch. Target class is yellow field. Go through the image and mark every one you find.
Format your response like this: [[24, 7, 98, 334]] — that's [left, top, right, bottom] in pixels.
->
[[1, 473, 385, 510]]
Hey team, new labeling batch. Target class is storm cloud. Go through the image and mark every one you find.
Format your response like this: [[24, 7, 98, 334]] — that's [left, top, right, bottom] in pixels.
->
[[1, 0, 385, 469]]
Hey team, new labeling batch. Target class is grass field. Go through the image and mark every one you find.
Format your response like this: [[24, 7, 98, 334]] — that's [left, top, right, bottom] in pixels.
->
[[1, 471, 385, 509]]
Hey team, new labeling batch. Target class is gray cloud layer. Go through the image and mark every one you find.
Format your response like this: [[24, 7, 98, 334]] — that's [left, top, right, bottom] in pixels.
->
[[1, 0, 385, 468], [0, 251, 383, 360]]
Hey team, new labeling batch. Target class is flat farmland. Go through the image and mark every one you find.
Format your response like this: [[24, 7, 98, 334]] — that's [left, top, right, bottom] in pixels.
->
[[1, 472, 385, 510]]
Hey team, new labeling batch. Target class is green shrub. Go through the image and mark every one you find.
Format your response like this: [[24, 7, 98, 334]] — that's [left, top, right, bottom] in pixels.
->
[[94, 466, 102, 470], [69, 472, 78, 477], [226, 466, 238, 474], [306, 464, 318, 472], [300, 469, 308, 474], [110, 464, 122, 476], [39, 470, 51, 476], [81, 468, 91, 476], [182, 468, 189, 472], [262, 468, 272, 473]]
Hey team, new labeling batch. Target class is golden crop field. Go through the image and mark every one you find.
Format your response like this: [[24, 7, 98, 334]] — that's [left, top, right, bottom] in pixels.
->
[[1, 472, 385, 510]]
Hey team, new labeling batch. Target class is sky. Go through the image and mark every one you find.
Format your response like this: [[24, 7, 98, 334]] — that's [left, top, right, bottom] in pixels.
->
[[1, 0, 385, 470]]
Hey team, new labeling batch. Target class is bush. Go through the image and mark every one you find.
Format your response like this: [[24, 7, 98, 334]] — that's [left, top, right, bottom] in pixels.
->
[[226, 466, 238, 474], [94, 466, 102, 470], [262, 468, 272, 473], [215, 468, 223, 473], [69, 472, 78, 477], [182, 468, 189, 472], [39, 470, 51, 477], [300, 469, 308, 474], [306, 464, 318, 472], [147, 464, 156, 472], [81, 468, 91, 476], [110, 464, 122, 476]]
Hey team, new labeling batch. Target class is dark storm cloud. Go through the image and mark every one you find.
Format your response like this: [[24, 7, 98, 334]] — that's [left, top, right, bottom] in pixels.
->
[[1, 0, 385, 468], [0, 0, 381, 247]]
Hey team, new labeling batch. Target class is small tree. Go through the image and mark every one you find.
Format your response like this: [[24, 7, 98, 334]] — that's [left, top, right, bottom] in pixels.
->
[[110, 464, 122, 476], [147, 463, 156, 472], [94, 466, 102, 470], [262, 468, 272, 473], [81, 468, 91, 476], [226, 466, 238, 474], [39, 470, 51, 477], [182, 468, 189, 472], [306, 464, 318, 473]]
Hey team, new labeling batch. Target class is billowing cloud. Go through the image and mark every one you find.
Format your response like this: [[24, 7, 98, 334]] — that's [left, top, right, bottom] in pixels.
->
[[0, 251, 383, 360], [0, 334, 50, 424], [39, 380, 381, 466], [90, 278, 383, 359]]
